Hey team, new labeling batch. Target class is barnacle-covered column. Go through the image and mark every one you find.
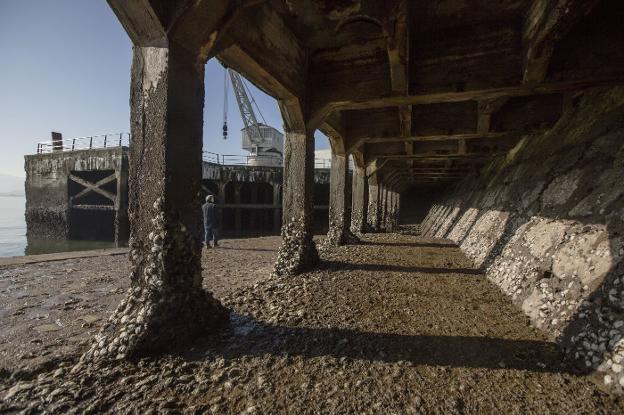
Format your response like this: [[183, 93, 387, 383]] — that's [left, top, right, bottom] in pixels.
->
[[272, 182, 282, 234], [394, 190, 401, 226], [393, 190, 401, 229], [379, 184, 388, 231], [325, 151, 358, 246], [351, 166, 368, 234], [386, 189, 397, 231], [367, 174, 381, 232], [82, 46, 227, 362], [273, 130, 319, 276]]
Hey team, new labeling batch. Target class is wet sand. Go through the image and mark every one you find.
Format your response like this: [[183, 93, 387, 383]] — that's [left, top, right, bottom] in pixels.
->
[[1, 234, 622, 413]]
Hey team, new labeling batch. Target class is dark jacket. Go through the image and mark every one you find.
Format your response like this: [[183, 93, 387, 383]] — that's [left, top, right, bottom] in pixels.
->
[[202, 202, 217, 228]]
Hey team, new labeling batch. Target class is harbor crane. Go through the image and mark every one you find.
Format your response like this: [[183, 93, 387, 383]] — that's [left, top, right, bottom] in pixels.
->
[[222, 66, 284, 166]]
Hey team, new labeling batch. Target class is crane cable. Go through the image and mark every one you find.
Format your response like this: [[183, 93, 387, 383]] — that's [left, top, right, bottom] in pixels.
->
[[222, 66, 229, 140]]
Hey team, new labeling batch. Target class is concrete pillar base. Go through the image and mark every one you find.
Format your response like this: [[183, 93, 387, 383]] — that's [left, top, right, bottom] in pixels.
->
[[82, 286, 227, 361], [273, 216, 319, 276], [324, 223, 360, 247], [81, 199, 228, 362]]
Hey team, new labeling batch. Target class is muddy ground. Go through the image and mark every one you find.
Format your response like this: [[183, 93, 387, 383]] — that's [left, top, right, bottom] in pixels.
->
[[1, 234, 623, 414]]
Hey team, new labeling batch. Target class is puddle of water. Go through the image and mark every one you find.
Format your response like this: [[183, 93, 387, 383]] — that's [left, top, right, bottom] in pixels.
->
[[230, 313, 261, 337]]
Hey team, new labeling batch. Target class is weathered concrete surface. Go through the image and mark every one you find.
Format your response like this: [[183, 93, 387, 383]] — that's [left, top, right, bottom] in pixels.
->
[[367, 177, 381, 232], [202, 162, 330, 185], [273, 131, 319, 276], [81, 46, 227, 362], [384, 189, 400, 231], [325, 152, 358, 246], [418, 86, 624, 391], [24, 148, 128, 242], [350, 166, 368, 234]]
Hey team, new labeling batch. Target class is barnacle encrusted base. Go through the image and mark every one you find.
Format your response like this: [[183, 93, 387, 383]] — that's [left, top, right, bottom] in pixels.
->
[[80, 198, 228, 362], [324, 221, 360, 248], [273, 217, 319, 277]]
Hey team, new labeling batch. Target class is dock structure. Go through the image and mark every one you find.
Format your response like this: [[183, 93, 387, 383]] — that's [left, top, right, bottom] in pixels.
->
[[25, 134, 338, 243], [25, 136, 130, 244]]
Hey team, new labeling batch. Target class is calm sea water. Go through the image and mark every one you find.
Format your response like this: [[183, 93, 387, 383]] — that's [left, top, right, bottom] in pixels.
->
[[0, 196, 116, 257]]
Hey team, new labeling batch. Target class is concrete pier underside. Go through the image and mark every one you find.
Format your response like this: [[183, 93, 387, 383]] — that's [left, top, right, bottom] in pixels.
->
[[15, 0, 624, 400]]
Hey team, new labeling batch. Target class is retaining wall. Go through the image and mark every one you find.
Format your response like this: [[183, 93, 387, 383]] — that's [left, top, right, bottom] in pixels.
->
[[419, 87, 624, 390]]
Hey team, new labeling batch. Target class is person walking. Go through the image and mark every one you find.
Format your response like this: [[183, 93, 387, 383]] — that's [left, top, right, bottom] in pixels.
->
[[202, 195, 219, 248]]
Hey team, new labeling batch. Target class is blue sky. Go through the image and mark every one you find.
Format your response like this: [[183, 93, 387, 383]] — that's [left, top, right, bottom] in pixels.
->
[[0, 1, 328, 178]]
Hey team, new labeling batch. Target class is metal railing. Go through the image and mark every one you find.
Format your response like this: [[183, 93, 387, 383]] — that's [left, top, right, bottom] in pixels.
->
[[35, 134, 332, 169], [203, 151, 332, 169], [36, 133, 130, 154]]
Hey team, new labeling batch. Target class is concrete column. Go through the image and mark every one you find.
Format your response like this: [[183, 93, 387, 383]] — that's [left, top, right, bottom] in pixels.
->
[[394, 190, 400, 229], [379, 185, 388, 231], [273, 130, 319, 276], [234, 183, 242, 235], [82, 46, 227, 362], [249, 184, 258, 232], [392, 190, 398, 230], [272, 183, 281, 234], [385, 187, 391, 230], [386, 189, 395, 232], [325, 151, 358, 246], [350, 166, 368, 234], [367, 175, 380, 232], [395, 190, 401, 226], [217, 182, 226, 235], [114, 152, 129, 245]]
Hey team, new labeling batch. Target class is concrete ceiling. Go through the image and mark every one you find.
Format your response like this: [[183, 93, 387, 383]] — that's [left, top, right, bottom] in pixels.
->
[[109, 0, 624, 191]]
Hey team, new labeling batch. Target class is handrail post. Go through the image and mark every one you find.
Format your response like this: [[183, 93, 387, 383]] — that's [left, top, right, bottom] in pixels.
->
[[89, 136, 93, 149], [119, 132, 122, 146], [104, 135, 107, 148], [72, 138, 75, 151]]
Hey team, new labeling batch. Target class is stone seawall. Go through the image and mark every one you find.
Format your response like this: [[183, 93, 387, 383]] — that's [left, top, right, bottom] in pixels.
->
[[419, 87, 624, 390]]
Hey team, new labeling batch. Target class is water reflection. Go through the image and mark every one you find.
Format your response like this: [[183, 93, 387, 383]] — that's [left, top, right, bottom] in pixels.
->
[[24, 237, 119, 256]]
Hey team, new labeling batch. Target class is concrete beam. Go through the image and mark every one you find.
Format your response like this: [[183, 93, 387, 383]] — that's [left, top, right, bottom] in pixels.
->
[[365, 131, 510, 144], [376, 153, 505, 162], [219, 4, 308, 130], [315, 75, 624, 115], [523, 0, 599, 83], [320, 111, 347, 156], [477, 97, 509, 134]]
